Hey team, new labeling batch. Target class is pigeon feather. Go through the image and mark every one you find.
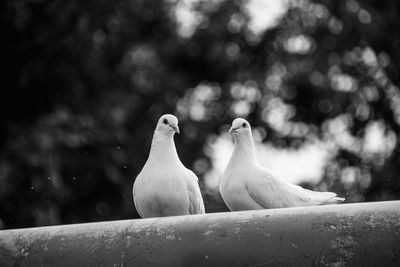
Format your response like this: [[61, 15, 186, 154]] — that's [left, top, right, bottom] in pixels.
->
[[220, 118, 344, 211], [133, 114, 205, 217]]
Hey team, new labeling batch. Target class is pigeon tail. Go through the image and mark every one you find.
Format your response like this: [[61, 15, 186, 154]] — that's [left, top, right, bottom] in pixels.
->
[[320, 196, 345, 205]]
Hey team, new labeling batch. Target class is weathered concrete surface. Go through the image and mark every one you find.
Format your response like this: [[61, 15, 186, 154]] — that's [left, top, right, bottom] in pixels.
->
[[0, 201, 399, 266]]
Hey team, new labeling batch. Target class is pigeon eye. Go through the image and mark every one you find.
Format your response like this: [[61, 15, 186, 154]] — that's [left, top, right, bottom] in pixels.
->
[[242, 123, 246, 127], [163, 119, 168, 124]]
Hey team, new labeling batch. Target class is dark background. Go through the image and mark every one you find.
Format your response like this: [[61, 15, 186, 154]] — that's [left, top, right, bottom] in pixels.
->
[[1, 0, 399, 229]]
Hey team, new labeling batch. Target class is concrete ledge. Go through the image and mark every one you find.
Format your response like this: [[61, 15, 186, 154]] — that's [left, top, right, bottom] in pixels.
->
[[1, 201, 400, 266]]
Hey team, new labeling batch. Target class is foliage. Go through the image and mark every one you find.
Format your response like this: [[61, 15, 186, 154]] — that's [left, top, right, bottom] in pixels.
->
[[1, 0, 399, 229]]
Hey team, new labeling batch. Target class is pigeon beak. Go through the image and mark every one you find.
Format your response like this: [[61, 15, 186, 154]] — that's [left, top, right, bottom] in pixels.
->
[[170, 125, 180, 134], [228, 126, 238, 134]]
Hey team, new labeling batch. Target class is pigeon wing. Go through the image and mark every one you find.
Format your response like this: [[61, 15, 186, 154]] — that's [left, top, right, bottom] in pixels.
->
[[132, 173, 145, 217], [245, 170, 301, 209], [133, 195, 143, 217], [247, 168, 343, 208], [185, 170, 206, 214]]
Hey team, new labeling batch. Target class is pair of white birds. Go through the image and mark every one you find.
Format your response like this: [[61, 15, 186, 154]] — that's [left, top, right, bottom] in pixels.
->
[[133, 114, 344, 218]]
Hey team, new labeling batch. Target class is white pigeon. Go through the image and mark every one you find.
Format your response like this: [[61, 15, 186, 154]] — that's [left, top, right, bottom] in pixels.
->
[[219, 118, 345, 211], [133, 114, 205, 218]]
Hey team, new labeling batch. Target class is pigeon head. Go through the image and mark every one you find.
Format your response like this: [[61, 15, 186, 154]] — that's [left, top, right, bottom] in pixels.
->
[[156, 114, 180, 135], [228, 118, 251, 135]]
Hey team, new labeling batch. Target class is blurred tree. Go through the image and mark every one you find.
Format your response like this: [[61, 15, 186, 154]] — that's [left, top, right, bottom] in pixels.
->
[[0, 0, 399, 229]]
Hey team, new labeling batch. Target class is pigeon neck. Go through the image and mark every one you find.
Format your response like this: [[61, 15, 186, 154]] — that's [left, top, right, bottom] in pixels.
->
[[149, 131, 180, 163], [231, 132, 257, 166]]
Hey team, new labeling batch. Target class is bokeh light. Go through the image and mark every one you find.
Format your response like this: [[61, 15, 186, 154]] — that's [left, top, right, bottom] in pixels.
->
[[1, 0, 400, 228]]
